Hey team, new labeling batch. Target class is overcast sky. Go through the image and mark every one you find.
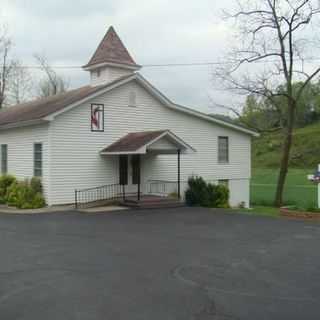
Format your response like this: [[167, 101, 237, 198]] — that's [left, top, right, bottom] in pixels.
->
[[1, 0, 236, 113]]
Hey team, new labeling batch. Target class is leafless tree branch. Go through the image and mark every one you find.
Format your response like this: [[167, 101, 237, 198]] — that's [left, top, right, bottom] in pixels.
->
[[214, 0, 320, 206]]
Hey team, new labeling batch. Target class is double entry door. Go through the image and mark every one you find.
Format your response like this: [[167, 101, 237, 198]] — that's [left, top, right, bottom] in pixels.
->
[[119, 155, 141, 193]]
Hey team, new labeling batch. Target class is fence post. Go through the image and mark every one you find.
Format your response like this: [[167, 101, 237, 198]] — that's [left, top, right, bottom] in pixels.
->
[[177, 149, 181, 199], [75, 189, 78, 209]]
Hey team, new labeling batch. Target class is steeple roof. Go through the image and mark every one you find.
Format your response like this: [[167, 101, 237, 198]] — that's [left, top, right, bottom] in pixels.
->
[[83, 26, 140, 69]]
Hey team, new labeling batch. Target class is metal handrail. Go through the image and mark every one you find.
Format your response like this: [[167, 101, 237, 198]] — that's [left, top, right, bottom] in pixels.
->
[[75, 183, 123, 209]]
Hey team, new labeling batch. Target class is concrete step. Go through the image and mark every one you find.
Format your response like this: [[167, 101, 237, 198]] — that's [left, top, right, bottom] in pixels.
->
[[121, 197, 184, 209]]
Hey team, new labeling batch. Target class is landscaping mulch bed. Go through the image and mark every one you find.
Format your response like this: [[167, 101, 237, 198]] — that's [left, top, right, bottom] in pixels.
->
[[280, 207, 320, 220]]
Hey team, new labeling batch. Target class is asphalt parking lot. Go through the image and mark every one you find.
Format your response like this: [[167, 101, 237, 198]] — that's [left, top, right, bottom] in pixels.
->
[[0, 207, 319, 320]]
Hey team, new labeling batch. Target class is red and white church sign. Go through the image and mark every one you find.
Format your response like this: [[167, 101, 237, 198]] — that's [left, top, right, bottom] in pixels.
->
[[91, 104, 104, 132]]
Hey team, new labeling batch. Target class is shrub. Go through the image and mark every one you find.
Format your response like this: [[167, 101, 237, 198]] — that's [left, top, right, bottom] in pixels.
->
[[185, 176, 229, 208], [185, 176, 208, 206], [0, 175, 16, 203], [213, 184, 230, 208], [30, 177, 42, 194], [31, 193, 46, 208], [6, 181, 20, 207], [6, 178, 46, 209]]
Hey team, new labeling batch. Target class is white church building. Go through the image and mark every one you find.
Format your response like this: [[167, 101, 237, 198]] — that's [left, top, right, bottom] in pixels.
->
[[0, 27, 258, 208]]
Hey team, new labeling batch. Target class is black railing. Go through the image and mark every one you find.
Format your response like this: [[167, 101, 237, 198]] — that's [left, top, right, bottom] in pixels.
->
[[75, 183, 123, 209]]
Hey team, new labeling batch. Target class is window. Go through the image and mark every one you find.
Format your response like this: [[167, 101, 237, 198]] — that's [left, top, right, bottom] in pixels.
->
[[97, 69, 101, 77], [129, 91, 136, 107], [218, 179, 229, 188], [34, 143, 42, 177], [218, 136, 229, 163], [1, 144, 7, 174]]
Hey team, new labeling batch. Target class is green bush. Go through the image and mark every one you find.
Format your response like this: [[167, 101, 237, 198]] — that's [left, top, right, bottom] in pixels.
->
[[0, 175, 16, 203], [6, 178, 46, 209], [31, 192, 46, 208], [185, 176, 208, 206], [185, 176, 229, 208], [213, 185, 230, 208], [6, 181, 20, 207], [30, 177, 42, 194]]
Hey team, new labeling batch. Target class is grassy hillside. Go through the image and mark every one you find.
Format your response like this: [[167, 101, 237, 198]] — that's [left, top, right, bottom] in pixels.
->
[[252, 122, 320, 168], [251, 122, 319, 208], [251, 168, 317, 208]]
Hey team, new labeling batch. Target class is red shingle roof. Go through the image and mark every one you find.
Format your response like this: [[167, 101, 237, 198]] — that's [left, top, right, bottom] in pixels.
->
[[84, 26, 139, 69], [101, 131, 167, 153]]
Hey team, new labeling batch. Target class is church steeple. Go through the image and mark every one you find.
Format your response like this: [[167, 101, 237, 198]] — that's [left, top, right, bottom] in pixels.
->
[[83, 26, 141, 86]]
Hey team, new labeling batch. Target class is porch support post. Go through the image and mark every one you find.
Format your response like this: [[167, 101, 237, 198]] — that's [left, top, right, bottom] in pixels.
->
[[137, 154, 141, 201], [177, 149, 181, 199]]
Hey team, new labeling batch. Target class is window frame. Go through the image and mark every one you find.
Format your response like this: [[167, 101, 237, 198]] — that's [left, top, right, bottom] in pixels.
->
[[218, 136, 229, 164], [1, 144, 7, 174], [34, 143, 43, 177]]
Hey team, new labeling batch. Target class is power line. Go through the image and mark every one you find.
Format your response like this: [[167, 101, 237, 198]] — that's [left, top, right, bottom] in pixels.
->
[[1, 62, 222, 69], [3, 57, 320, 70], [143, 62, 222, 67]]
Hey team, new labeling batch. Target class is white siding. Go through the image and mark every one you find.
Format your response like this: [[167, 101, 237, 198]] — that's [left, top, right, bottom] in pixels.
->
[[148, 137, 178, 151], [0, 124, 50, 202], [49, 80, 252, 207], [229, 179, 250, 208], [90, 67, 133, 86]]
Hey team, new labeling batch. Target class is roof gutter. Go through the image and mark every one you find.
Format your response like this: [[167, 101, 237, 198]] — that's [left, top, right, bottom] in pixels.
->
[[0, 119, 49, 131]]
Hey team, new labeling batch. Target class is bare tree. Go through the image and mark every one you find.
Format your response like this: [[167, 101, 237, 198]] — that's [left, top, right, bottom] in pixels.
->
[[34, 53, 69, 97], [215, 0, 320, 206], [0, 24, 13, 108], [7, 60, 34, 105]]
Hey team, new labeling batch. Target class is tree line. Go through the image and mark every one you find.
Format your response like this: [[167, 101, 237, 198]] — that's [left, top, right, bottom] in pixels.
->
[[0, 23, 68, 109], [239, 81, 320, 132]]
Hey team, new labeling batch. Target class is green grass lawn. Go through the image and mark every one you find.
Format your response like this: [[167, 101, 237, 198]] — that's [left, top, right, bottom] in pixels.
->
[[251, 168, 318, 208]]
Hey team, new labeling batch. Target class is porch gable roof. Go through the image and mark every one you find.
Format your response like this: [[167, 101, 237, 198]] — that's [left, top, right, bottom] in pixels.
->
[[100, 130, 195, 155]]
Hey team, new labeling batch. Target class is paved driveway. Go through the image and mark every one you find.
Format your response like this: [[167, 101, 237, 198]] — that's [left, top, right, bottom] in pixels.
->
[[0, 207, 319, 320]]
